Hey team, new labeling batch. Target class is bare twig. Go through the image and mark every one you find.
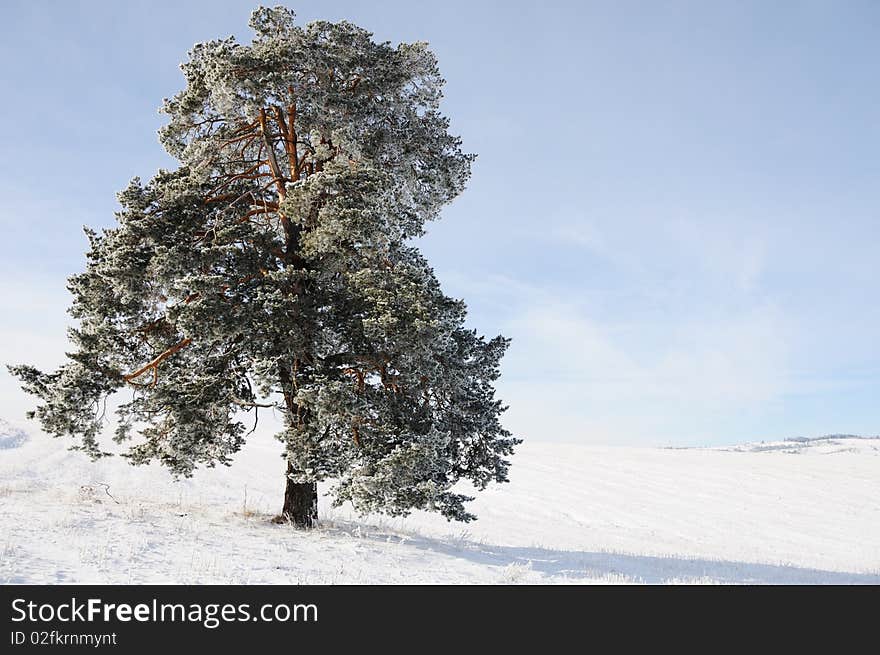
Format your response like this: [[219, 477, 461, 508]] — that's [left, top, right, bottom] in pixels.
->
[[92, 482, 120, 504]]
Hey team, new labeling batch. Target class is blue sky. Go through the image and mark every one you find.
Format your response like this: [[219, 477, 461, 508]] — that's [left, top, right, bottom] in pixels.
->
[[0, 1, 877, 446]]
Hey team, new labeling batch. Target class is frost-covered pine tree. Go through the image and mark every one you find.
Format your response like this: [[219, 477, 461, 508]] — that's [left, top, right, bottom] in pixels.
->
[[10, 6, 519, 527]]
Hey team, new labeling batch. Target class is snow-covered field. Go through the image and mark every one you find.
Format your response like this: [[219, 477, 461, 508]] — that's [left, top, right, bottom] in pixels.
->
[[1, 418, 877, 584]]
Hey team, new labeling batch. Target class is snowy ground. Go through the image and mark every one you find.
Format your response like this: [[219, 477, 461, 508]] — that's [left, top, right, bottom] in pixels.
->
[[1, 418, 878, 584]]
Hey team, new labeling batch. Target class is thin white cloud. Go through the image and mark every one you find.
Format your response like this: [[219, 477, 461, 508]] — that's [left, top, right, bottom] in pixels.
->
[[489, 285, 796, 444]]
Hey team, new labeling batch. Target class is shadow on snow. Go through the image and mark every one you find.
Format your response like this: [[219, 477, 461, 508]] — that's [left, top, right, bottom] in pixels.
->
[[320, 519, 880, 585]]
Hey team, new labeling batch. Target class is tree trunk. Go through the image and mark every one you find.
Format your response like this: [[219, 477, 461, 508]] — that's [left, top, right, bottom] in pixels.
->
[[275, 361, 317, 528], [280, 460, 318, 528]]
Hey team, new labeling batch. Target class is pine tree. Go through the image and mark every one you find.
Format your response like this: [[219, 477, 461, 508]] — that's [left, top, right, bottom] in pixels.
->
[[9, 5, 519, 527]]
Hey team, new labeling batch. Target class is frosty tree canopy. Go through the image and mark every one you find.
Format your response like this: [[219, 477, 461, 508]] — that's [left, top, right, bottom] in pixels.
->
[[10, 5, 519, 526]]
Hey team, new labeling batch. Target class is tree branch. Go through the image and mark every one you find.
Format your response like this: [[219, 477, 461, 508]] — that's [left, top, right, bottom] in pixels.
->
[[123, 338, 192, 386], [258, 108, 286, 199]]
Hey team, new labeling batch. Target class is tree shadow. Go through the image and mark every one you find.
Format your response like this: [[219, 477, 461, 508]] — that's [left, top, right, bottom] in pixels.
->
[[321, 520, 880, 584]]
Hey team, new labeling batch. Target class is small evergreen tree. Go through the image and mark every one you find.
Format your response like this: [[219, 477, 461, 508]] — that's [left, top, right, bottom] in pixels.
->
[[9, 5, 519, 527]]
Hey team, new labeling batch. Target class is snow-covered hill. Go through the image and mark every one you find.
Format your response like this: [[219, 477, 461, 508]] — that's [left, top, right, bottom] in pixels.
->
[[1, 418, 877, 584]]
